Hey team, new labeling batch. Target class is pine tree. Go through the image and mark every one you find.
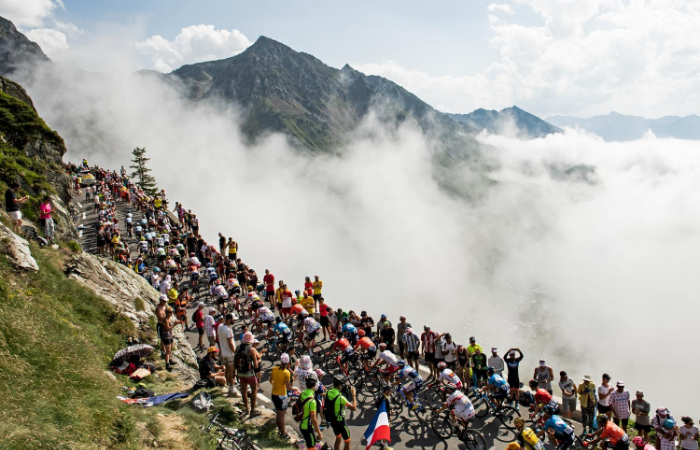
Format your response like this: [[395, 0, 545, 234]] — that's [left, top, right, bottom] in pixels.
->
[[129, 147, 158, 196]]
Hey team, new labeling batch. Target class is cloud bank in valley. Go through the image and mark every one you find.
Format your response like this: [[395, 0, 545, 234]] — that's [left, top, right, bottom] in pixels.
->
[[21, 65, 700, 414]]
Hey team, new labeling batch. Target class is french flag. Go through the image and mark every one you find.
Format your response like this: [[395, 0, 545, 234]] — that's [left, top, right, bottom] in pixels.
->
[[363, 401, 391, 449]]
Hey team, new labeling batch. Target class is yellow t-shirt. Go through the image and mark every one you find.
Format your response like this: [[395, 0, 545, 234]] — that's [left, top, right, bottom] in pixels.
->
[[313, 280, 323, 295], [301, 296, 315, 314], [154, 198, 162, 208], [270, 366, 290, 396], [168, 288, 178, 301], [466, 344, 483, 357]]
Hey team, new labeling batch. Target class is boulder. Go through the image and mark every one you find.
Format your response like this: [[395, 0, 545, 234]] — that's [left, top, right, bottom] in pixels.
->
[[0, 220, 39, 271]]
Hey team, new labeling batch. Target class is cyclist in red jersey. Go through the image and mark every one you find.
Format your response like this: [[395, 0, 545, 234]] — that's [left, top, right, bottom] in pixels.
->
[[529, 379, 556, 416], [333, 337, 354, 374], [353, 330, 377, 372]]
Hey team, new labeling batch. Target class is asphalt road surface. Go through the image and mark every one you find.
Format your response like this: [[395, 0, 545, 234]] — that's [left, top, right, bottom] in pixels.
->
[[74, 195, 584, 450]]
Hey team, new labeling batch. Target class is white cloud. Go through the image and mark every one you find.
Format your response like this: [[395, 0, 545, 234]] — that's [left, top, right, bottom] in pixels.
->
[[487, 3, 514, 15], [136, 24, 252, 72], [53, 20, 84, 38], [25, 27, 69, 57], [0, 0, 64, 28], [355, 0, 700, 118]]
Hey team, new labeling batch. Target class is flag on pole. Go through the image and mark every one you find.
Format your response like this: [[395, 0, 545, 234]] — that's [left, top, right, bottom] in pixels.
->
[[363, 401, 391, 450]]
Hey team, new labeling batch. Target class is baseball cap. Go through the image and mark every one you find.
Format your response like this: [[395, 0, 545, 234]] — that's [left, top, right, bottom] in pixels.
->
[[539, 359, 546, 366], [469, 336, 476, 342], [616, 380, 625, 387], [207, 347, 219, 354], [197, 302, 204, 307], [491, 347, 497, 352]]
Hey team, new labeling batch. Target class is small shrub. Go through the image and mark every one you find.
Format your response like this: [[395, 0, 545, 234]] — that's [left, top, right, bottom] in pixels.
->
[[134, 297, 145, 312], [66, 240, 82, 253]]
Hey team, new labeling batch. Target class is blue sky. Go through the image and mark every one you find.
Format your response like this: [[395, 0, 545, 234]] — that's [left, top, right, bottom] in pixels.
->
[[2, 0, 700, 117]]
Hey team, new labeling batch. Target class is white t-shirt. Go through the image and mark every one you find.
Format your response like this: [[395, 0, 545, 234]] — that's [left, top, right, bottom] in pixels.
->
[[598, 384, 614, 406], [218, 324, 235, 358], [679, 426, 699, 450], [441, 341, 457, 363], [294, 367, 314, 389]]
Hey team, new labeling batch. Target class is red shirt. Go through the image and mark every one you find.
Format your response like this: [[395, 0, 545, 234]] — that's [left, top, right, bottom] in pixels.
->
[[535, 388, 552, 405], [334, 338, 351, 351], [194, 309, 204, 328], [421, 331, 439, 353], [319, 303, 329, 317], [355, 337, 375, 350], [264, 274, 275, 292]]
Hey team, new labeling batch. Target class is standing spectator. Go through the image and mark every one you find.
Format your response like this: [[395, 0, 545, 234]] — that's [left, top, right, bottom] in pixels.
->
[[456, 345, 469, 386], [227, 238, 237, 262], [318, 297, 330, 341], [471, 347, 488, 387], [396, 316, 411, 358], [402, 327, 420, 370], [161, 307, 181, 371], [652, 408, 675, 442], [236, 332, 261, 417], [433, 333, 445, 372], [558, 371, 577, 420], [379, 321, 395, 350], [325, 378, 358, 450], [421, 325, 439, 379], [218, 232, 226, 253], [312, 275, 323, 304], [270, 353, 293, 439], [533, 359, 554, 394], [193, 302, 205, 351], [440, 333, 458, 370], [679, 417, 699, 450], [359, 311, 375, 338], [263, 269, 275, 308], [467, 336, 483, 389], [218, 313, 240, 397], [610, 381, 631, 432], [39, 196, 55, 241], [657, 419, 679, 450], [488, 348, 505, 376], [5, 182, 29, 233], [632, 391, 651, 442], [505, 348, 524, 407], [204, 307, 217, 348], [577, 374, 597, 434], [597, 373, 614, 418]]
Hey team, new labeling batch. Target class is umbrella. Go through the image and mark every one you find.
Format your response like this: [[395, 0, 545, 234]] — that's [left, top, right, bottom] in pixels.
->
[[111, 344, 154, 366]]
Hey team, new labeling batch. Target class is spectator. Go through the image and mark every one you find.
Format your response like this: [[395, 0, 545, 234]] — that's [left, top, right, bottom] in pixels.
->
[[609, 381, 631, 432], [204, 307, 217, 348], [402, 327, 420, 370], [597, 373, 614, 418], [577, 374, 597, 434], [161, 307, 181, 371], [199, 347, 226, 386], [679, 417, 699, 450], [488, 348, 505, 377], [657, 418, 679, 450], [263, 269, 275, 308], [471, 347, 488, 387], [505, 348, 524, 407], [325, 377, 358, 450], [379, 321, 395, 350], [193, 302, 205, 351], [39, 196, 54, 241], [533, 359, 554, 394], [5, 182, 29, 233], [318, 297, 330, 341], [558, 371, 577, 419], [466, 336, 483, 389], [440, 333, 458, 370], [237, 331, 261, 417], [270, 353, 293, 439], [396, 315, 411, 358], [456, 345, 469, 386], [217, 313, 240, 397], [652, 408, 675, 442], [359, 311, 375, 339], [632, 390, 651, 442], [421, 325, 439, 379]]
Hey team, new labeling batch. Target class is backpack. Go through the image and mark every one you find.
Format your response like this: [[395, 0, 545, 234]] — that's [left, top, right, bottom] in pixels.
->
[[234, 344, 252, 373], [191, 310, 198, 324], [292, 395, 314, 423], [324, 390, 342, 422], [192, 391, 212, 412], [132, 386, 154, 399]]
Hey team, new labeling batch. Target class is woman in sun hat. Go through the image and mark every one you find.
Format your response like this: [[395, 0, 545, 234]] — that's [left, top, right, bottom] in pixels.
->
[[577, 374, 597, 433]]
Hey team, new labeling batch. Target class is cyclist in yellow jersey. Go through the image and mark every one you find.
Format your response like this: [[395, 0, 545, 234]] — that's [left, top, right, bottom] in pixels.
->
[[514, 418, 544, 450]]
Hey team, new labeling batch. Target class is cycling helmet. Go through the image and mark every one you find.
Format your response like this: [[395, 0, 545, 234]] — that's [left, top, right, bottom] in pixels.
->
[[396, 360, 406, 368], [632, 437, 646, 447], [543, 404, 557, 414], [444, 383, 458, 393], [206, 262, 211, 267], [153, 268, 160, 272], [275, 316, 282, 323], [528, 379, 538, 388], [485, 366, 495, 375], [514, 418, 525, 428], [437, 361, 447, 370], [378, 343, 387, 351], [357, 329, 366, 337], [663, 418, 676, 429], [305, 372, 318, 389]]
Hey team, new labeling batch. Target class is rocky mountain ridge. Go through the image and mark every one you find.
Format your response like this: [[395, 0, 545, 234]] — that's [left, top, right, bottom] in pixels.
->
[[448, 106, 561, 138]]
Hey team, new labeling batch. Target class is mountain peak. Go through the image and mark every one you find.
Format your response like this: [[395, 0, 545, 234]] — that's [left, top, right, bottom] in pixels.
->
[[249, 35, 293, 52], [0, 15, 50, 77]]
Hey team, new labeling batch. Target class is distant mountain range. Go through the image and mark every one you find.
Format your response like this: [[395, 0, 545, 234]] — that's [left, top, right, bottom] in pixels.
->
[[547, 112, 700, 141], [447, 106, 561, 138], [0, 16, 49, 77]]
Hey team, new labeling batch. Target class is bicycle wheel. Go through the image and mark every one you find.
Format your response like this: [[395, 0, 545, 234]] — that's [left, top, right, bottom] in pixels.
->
[[390, 392, 404, 416], [410, 400, 431, 423], [420, 386, 444, 408], [310, 344, 326, 365], [264, 343, 278, 362], [431, 410, 454, 440], [347, 369, 364, 392], [474, 397, 489, 418], [496, 406, 520, 430], [462, 429, 486, 450], [325, 356, 340, 375]]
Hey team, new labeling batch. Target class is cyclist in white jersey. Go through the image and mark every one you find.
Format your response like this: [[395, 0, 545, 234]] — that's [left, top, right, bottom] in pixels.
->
[[437, 361, 464, 390], [434, 384, 476, 426], [371, 343, 400, 381]]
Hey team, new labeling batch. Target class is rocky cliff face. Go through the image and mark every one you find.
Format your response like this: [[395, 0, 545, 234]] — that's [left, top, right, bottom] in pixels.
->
[[0, 16, 50, 78]]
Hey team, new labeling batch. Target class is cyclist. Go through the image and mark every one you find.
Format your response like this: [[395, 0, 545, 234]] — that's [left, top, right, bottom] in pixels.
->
[[437, 361, 463, 390], [225, 274, 241, 298], [529, 379, 559, 416], [271, 316, 293, 352], [205, 263, 218, 289], [332, 336, 355, 374], [341, 319, 359, 345], [433, 384, 476, 428], [138, 237, 149, 257], [631, 436, 654, 450], [353, 329, 377, 372], [255, 305, 275, 333], [394, 359, 423, 409], [514, 417, 545, 450], [586, 414, 630, 450], [371, 343, 399, 382], [212, 280, 229, 313], [484, 366, 510, 409], [539, 405, 575, 450], [303, 315, 322, 352]]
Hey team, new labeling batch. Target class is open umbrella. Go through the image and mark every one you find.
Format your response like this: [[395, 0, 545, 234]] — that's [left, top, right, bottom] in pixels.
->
[[111, 344, 154, 366]]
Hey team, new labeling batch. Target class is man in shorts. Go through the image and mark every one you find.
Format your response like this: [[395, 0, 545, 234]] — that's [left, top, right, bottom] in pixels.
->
[[421, 325, 439, 379], [558, 371, 577, 419], [631, 390, 651, 442], [217, 313, 240, 397], [5, 182, 29, 233], [326, 378, 357, 450], [402, 327, 420, 370]]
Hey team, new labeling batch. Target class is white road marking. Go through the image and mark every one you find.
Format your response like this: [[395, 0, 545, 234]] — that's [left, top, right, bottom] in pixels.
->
[[78, 230, 83, 238], [257, 393, 271, 403], [77, 202, 82, 209], [82, 212, 86, 220], [418, 364, 431, 374]]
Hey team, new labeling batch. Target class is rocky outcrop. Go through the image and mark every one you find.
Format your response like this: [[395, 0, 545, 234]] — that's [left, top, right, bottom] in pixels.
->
[[0, 75, 35, 109], [66, 252, 198, 383], [0, 219, 39, 271], [0, 16, 50, 78]]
